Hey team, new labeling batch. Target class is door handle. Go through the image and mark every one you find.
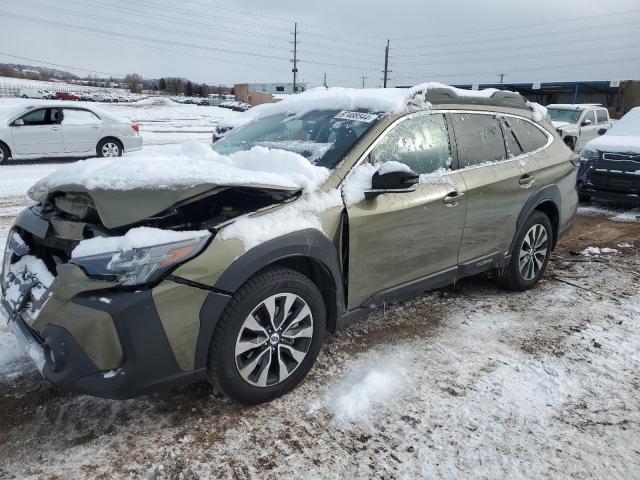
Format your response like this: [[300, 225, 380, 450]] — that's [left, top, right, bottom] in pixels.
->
[[519, 174, 535, 188], [50, 126, 60, 131], [91, 124, 100, 129], [443, 191, 465, 206]]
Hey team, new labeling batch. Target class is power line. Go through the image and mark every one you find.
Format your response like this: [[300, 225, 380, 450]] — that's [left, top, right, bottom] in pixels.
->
[[9, 0, 292, 53], [392, 8, 640, 41], [393, 19, 640, 54], [392, 41, 640, 71], [393, 56, 640, 82]]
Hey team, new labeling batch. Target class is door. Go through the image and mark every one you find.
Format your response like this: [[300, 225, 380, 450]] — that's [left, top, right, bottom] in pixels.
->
[[61, 108, 103, 153], [452, 112, 548, 265], [345, 113, 467, 308], [576, 109, 598, 152], [10, 108, 63, 156]]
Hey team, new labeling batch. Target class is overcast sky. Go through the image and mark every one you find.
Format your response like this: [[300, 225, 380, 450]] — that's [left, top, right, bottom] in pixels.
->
[[1, 0, 639, 88]]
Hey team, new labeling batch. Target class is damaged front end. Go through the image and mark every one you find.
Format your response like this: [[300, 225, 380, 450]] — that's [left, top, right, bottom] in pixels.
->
[[0, 184, 298, 396]]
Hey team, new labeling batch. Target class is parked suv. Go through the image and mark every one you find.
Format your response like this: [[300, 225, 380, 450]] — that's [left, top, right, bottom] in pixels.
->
[[0, 104, 142, 164], [547, 104, 612, 153], [577, 106, 640, 204], [1, 85, 577, 404]]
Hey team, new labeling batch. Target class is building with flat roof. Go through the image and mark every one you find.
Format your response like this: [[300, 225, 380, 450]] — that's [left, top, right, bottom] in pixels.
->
[[234, 82, 306, 106]]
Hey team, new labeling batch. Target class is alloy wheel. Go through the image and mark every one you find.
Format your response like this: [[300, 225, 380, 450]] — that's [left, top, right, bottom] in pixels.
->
[[101, 142, 120, 157], [235, 293, 314, 388], [519, 224, 548, 281]]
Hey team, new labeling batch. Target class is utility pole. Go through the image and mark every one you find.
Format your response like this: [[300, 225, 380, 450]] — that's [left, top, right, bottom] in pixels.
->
[[292, 22, 299, 94], [383, 39, 390, 88], [361, 76, 367, 88], [323, 72, 327, 88], [498, 73, 506, 84]]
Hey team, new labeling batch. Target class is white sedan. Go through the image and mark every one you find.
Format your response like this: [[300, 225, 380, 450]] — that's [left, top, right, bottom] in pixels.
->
[[0, 103, 142, 164]]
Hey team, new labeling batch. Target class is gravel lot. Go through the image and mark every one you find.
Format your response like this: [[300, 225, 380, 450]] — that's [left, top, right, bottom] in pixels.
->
[[0, 100, 638, 479]]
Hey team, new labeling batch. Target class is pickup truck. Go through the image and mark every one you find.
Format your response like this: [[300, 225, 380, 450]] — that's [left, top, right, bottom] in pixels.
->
[[547, 104, 612, 153]]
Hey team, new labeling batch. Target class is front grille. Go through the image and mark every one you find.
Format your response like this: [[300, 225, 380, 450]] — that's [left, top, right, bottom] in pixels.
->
[[603, 152, 640, 162]]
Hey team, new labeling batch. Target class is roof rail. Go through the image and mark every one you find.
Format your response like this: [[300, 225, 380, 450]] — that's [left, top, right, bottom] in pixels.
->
[[416, 87, 530, 111]]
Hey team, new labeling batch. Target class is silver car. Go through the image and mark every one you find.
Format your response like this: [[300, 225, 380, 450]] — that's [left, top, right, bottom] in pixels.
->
[[0, 103, 142, 164]]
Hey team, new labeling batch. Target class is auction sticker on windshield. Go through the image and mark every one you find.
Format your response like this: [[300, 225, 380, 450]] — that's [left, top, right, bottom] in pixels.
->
[[334, 110, 379, 123]]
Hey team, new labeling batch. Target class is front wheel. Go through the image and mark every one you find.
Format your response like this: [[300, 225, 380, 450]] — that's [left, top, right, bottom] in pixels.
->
[[207, 268, 326, 405], [97, 139, 123, 158], [495, 211, 553, 291]]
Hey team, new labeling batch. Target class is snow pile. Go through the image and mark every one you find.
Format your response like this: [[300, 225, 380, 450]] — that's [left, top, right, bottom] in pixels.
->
[[527, 101, 548, 122], [618, 242, 633, 248], [29, 142, 331, 198], [0, 324, 30, 379], [341, 163, 378, 206], [220, 190, 342, 250], [71, 227, 210, 258], [612, 207, 640, 223], [309, 353, 411, 426], [377, 160, 413, 175], [579, 246, 619, 257]]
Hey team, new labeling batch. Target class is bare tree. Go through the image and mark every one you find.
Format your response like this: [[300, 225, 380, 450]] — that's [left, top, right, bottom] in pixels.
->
[[123, 73, 144, 93]]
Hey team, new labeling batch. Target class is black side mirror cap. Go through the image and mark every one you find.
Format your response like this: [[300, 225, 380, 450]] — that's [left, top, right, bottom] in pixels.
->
[[364, 168, 419, 199]]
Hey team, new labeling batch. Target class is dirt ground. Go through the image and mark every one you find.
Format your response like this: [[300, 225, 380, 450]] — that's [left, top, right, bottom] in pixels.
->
[[0, 210, 638, 480]]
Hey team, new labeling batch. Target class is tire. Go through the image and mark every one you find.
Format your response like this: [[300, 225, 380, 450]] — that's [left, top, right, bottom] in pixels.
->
[[495, 211, 553, 291], [21, 95, 27, 98], [564, 137, 576, 152], [97, 138, 123, 158], [0, 143, 9, 165], [207, 267, 326, 405]]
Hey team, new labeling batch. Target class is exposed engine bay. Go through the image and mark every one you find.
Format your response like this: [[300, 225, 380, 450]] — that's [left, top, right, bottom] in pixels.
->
[[16, 187, 298, 274]]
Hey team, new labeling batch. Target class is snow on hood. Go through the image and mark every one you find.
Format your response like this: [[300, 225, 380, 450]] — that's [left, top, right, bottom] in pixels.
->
[[551, 120, 572, 129], [584, 108, 640, 154], [585, 134, 640, 155], [28, 142, 331, 200]]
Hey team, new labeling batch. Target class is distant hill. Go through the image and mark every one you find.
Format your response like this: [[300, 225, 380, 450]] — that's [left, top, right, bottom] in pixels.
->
[[0, 63, 80, 81]]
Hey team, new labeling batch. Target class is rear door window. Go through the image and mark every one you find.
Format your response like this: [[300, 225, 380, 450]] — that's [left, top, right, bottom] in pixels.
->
[[450, 113, 506, 167], [503, 117, 548, 153], [370, 113, 452, 174], [500, 118, 523, 158], [62, 109, 101, 125], [596, 110, 609, 124]]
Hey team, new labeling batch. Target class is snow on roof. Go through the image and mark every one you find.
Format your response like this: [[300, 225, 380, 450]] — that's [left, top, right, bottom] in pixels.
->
[[220, 82, 543, 129], [547, 104, 603, 110], [29, 142, 330, 197]]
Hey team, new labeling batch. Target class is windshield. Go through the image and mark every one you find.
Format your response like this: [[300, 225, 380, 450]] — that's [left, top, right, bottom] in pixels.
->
[[211, 109, 379, 169], [548, 108, 582, 124]]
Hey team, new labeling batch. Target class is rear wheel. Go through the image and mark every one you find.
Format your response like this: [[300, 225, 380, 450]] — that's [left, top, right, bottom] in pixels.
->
[[0, 143, 10, 165], [495, 211, 553, 291], [207, 268, 326, 405], [97, 138, 123, 158]]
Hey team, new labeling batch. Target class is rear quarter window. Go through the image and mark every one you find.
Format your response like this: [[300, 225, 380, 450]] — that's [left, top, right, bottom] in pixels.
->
[[504, 117, 548, 153], [596, 110, 609, 124]]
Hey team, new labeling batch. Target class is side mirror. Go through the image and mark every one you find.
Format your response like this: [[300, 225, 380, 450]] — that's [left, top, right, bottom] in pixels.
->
[[581, 119, 593, 127], [12, 119, 24, 126], [597, 128, 607, 136], [364, 166, 419, 199]]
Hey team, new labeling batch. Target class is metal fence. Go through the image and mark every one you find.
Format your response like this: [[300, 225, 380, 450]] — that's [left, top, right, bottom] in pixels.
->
[[0, 79, 127, 98]]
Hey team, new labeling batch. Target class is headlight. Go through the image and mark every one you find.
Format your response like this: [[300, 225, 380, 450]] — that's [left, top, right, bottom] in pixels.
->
[[71, 234, 210, 286], [579, 148, 599, 163]]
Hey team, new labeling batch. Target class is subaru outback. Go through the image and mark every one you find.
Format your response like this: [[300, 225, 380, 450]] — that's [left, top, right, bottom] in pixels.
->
[[1, 84, 578, 404]]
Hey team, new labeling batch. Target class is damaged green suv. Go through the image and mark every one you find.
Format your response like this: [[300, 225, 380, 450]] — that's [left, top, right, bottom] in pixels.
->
[[1, 84, 578, 404]]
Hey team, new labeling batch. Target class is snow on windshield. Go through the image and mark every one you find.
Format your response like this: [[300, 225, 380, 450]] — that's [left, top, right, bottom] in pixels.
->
[[29, 142, 331, 199]]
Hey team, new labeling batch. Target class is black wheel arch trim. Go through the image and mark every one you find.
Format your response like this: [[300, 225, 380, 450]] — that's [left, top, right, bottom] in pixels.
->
[[511, 184, 562, 254], [214, 229, 345, 317]]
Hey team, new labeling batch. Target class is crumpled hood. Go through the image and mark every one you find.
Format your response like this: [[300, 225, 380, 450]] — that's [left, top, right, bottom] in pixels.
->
[[28, 142, 328, 229], [551, 120, 574, 130]]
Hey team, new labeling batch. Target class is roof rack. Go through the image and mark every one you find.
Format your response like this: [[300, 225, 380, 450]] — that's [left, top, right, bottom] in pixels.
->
[[416, 87, 530, 111]]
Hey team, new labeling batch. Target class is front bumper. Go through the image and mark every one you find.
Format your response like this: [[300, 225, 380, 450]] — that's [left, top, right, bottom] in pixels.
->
[[578, 186, 640, 205], [2, 222, 230, 399]]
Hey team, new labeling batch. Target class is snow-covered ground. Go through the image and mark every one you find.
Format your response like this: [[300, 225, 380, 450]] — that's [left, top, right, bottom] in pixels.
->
[[0, 99, 638, 479]]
